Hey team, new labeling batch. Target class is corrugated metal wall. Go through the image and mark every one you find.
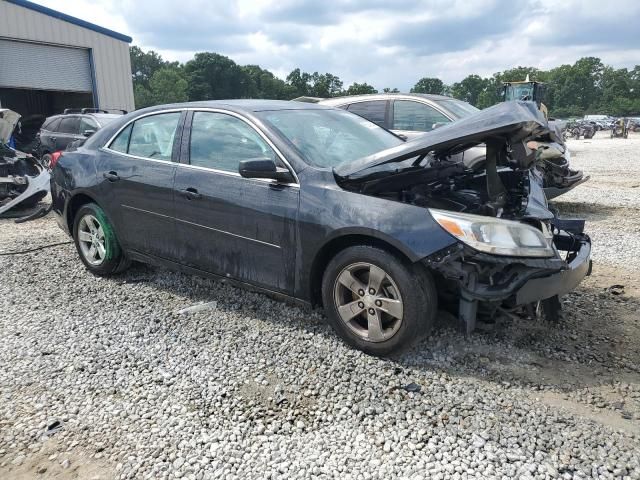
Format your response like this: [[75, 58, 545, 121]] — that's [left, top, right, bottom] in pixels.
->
[[0, 1, 135, 111], [0, 39, 92, 91]]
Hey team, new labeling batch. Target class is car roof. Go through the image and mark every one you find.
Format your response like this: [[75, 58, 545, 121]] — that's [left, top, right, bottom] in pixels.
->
[[318, 93, 454, 106], [136, 99, 333, 115]]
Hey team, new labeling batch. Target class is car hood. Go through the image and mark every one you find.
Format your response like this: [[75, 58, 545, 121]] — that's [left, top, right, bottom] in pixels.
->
[[335, 101, 548, 178], [0, 109, 20, 145]]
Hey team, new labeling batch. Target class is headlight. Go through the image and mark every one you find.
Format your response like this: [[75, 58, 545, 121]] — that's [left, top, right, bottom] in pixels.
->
[[430, 209, 555, 258]]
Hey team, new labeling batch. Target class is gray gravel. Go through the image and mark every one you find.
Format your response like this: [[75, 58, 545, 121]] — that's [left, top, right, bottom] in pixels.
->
[[555, 131, 640, 270], [1, 133, 640, 479]]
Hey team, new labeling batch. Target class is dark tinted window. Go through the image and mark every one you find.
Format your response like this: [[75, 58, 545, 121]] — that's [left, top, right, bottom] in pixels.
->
[[109, 124, 132, 153], [58, 117, 80, 134], [189, 111, 276, 172], [80, 117, 98, 132], [393, 101, 450, 132], [347, 101, 387, 127], [42, 117, 61, 131], [127, 112, 181, 161]]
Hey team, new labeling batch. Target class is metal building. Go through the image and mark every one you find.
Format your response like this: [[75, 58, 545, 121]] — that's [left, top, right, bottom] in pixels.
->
[[0, 0, 134, 119]]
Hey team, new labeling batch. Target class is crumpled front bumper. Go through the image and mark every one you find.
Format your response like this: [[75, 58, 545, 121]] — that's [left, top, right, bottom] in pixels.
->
[[515, 233, 591, 304], [424, 226, 592, 332]]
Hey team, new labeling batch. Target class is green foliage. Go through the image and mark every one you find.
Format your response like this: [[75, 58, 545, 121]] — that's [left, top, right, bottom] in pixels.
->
[[410, 77, 446, 95], [130, 46, 639, 116], [345, 82, 378, 95]]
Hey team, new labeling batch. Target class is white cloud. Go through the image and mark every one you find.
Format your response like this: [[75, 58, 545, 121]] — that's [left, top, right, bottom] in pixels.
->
[[35, 0, 640, 90]]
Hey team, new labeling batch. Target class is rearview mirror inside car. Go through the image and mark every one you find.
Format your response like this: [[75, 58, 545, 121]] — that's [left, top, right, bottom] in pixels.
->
[[238, 158, 295, 183]]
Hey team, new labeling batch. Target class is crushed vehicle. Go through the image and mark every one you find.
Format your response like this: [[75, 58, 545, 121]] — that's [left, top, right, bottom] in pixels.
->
[[0, 109, 50, 218], [51, 100, 591, 356], [313, 94, 587, 200]]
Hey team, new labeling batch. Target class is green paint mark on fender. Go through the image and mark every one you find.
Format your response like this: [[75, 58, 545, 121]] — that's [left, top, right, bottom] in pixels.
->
[[95, 208, 120, 261]]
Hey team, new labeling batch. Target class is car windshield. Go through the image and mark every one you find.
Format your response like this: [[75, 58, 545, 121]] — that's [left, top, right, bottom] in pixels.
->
[[432, 99, 480, 120], [256, 108, 403, 168]]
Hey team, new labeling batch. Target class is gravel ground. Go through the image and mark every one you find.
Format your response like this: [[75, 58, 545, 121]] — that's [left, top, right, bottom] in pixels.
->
[[1, 132, 640, 479]]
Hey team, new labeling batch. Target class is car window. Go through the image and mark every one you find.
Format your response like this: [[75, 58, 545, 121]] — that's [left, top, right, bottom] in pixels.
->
[[42, 117, 60, 131], [109, 123, 132, 153], [256, 108, 403, 168], [432, 99, 479, 119], [347, 101, 387, 127], [189, 111, 276, 173], [127, 112, 181, 161], [393, 100, 451, 132], [80, 117, 98, 132], [58, 117, 80, 134]]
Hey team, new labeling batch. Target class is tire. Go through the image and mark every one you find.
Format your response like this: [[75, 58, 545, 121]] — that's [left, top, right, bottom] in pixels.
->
[[72, 202, 129, 276], [321, 245, 437, 356]]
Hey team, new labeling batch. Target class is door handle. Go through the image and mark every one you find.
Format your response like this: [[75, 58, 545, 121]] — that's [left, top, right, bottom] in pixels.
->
[[180, 188, 202, 200], [103, 171, 120, 182]]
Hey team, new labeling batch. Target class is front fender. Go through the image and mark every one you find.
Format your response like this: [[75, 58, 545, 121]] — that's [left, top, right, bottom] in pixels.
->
[[295, 173, 457, 299]]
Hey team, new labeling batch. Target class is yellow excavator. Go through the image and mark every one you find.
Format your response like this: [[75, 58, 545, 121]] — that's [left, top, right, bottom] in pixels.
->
[[502, 75, 548, 119]]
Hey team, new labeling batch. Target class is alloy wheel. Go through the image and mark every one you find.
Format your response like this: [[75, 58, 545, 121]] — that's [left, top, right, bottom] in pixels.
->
[[77, 214, 106, 266], [333, 262, 404, 342]]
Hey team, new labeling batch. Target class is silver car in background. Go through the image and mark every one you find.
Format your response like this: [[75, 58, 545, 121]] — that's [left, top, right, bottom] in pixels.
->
[[314, 93, 487, 168], [305, 94, 587, 199]]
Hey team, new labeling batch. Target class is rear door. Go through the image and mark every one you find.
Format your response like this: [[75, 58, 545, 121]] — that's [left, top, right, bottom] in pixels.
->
[[173, 110, 299, 293], [346, 101, 390, 129], [55, 116, 82, 150], [95, 110, 185, 259]]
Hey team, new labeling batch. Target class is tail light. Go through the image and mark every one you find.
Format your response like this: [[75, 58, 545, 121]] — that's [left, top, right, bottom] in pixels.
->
[[49, 151, 63, 169]]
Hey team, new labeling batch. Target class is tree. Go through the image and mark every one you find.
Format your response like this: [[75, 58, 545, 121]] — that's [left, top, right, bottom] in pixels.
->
[[286, 68, 311, 97], [285, 70, 344, 98], [130, 46, 166, 88], [133, 67, 188, 108], [243, 65, 293, 99], [184, 52, 249, 101], [410, 77, 446, 95], [450, 75, 490, 107], [383, 87, 400, 93], [345, 82, 377, 95]]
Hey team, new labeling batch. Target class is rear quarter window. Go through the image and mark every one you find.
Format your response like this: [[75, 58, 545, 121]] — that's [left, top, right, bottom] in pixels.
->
[[58, 117, 80, 134], [347, 101, 388, 127], [42, 118, 61, 131]]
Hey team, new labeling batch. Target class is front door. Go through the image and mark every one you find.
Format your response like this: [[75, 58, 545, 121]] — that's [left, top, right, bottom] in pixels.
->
[[173, 110, 299, 293], [95, 111, 184, 259]]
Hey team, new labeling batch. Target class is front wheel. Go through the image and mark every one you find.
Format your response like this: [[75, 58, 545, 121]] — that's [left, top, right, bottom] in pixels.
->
[[321, 245, 437, 356], [73, 203, 129, 276]]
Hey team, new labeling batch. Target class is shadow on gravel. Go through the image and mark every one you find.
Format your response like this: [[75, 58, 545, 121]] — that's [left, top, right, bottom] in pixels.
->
[[116, 262, 640, 398], [552, 201, 622, 219]]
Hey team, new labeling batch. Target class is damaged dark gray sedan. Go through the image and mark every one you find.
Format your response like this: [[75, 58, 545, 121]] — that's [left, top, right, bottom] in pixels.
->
[[51, 100, 591, 356]]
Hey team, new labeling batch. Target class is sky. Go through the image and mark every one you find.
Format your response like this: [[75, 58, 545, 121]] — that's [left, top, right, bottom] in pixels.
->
[[37, 0, 640, 91]]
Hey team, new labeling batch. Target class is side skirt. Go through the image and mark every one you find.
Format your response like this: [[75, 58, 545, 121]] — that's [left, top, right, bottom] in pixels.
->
[[126, 249, 313, 310]]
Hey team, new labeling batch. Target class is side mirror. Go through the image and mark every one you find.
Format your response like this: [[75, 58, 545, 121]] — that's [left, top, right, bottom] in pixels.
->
[[82, 129, 96, 137], [238, 158, 295, 183], [431, 122, 448, 130]]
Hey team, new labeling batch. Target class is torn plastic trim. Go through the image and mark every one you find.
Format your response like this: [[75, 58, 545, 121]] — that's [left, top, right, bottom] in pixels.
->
[[424, 227, 591, 333], [0, 166, 51, 216]]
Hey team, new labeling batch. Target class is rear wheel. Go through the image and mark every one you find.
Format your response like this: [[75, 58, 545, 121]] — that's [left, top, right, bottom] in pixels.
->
[[321, 245, 436, 356], [73, 203, 129, 275]]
